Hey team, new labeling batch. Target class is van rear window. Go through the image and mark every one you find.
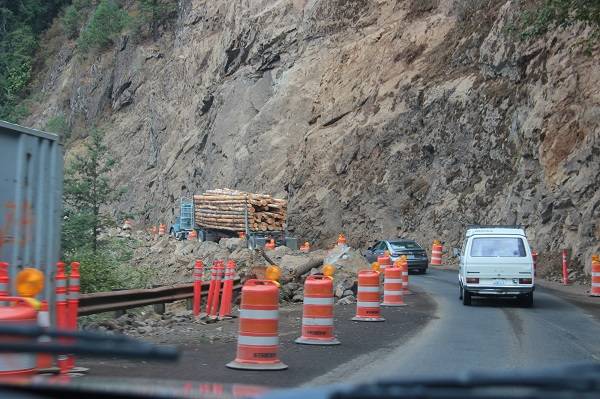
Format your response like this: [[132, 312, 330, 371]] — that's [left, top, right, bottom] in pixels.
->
[[470, 237, 526, 257]]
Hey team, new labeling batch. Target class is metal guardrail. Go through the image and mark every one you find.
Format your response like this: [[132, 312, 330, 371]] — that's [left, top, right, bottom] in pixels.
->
[[78, 279, 242, 316]]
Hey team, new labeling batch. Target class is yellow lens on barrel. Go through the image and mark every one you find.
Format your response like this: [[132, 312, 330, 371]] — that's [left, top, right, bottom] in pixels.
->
[[16, 267, 44, 298], [322, 264, 336, 277], [265, 265, 281, 282], [371, 262, 380, 272]]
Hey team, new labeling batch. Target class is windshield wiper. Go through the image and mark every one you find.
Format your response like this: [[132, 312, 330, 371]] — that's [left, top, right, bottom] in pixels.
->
[[329, 363, 600, 399], [0, 324, 179, 361]]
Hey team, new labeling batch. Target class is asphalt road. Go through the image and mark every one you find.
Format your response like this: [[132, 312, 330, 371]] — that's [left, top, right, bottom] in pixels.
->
[[78, 287, 436, 387], [309, 268, 600, 385]]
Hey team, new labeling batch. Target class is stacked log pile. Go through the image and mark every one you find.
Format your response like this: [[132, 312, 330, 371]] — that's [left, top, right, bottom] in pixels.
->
[[193, 189, 287, 232]]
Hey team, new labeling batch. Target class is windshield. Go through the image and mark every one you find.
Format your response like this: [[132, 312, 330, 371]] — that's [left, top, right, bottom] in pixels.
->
[[389, 241, 421, 251], [470, 237, 527, 257]]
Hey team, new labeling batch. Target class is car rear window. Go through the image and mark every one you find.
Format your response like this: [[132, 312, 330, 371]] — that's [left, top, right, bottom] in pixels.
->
[[470, 237, 526, 257], [390, 241, 421, 250]]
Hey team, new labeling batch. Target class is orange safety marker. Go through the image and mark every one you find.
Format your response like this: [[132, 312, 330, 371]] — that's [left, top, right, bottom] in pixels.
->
[[377, 251, 392, 272], [431, 240, 442, 265], [399, 255, 411, 295], [205, 262, 218, 315], [158, 224, 166, 237], [265, 239, 275, 250], [210, 261, 224, 317], [226, 280, 287, 370], [55, 262, 69, 374], [382, 263, 406, 307], [562, 249, 569, 285], [0, 262, 8, 306], [188, 230, 198, 241], [219, 260, 235, 319], [337, 234, 347, 246], [0, 297, 38, 376], [193, 260, 203, 316], [591, 255, 600, 297], [295, 275, 340, 345], [352, 270, 385, 322]]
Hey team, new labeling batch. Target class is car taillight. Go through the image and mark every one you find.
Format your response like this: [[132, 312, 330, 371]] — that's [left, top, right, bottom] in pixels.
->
[[466, 277, 479, 284], [519, 278, 532, 284]]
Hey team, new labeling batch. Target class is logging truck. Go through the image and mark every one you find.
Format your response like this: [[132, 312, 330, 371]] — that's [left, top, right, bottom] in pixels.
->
[[170, 190, 297, 249]]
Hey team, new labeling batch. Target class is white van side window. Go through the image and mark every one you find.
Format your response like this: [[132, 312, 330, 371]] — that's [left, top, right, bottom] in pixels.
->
[[470, 237, 526, 257]]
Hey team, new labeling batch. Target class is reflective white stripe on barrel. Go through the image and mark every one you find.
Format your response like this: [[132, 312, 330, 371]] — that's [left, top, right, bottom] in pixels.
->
[[357, 301, 380, 308], [592, 283, 600, 287], [70, 278, 80, 286], [592, 272, 600, 277], [385, 278, 402, 284], [303, 297, 334, 305], [239, 309, 278, 319], [384, 290, 403, 296], [237, 335, 278, 346], [357, 286, 379, 293], [302, 317, 334, 326], [402, 272, 408, 276]]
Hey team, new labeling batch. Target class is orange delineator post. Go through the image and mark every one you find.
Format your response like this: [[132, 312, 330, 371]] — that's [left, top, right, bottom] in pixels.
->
[[352, 270, 385, 322], [55, 262, 69, 373], [591, 255, 600, 297], [66, 261, 80, 370], [0, 262, 8, 306], [562, 249, 569, 285], [219, 260, 235, 319], [337, 234, 347, 246], [431, 241, 442, 265], [193, 260, 203, 316], [158, 224, 166, 237], [226, 280, 287, 370], [205, 262, 218, 315], [295, 275, 340, 345], [382, 264, 406, 307], [210, 261, 224, 317]]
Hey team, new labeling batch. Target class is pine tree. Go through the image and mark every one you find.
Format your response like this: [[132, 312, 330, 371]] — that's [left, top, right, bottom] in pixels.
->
[[62, 128, 122, 254]]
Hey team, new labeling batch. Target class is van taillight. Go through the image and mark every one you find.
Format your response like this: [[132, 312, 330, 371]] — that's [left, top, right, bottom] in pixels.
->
[[466, 277, 479, 284], [519, 278, 532, 284]]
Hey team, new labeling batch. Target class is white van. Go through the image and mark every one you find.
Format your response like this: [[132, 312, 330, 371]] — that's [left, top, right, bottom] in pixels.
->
[[458, 226, 535, 307]]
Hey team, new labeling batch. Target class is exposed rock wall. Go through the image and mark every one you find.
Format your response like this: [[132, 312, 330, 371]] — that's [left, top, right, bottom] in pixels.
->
[[26, 0, 599, 270]]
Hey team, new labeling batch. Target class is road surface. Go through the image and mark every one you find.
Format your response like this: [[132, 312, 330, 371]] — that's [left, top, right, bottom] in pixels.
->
[[309, 268, 600, 385], [80, 269, 600, 388]]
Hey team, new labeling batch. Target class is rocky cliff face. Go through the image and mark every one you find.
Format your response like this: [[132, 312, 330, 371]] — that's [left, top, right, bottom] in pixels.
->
[[26, 0, 599, 270]]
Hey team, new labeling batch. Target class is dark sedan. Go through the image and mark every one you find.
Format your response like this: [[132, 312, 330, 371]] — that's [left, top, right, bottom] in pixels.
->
[[364, 239, 429, 274]]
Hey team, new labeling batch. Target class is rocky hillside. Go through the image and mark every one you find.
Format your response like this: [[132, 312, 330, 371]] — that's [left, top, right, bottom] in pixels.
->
[[24, 0, 599, 270]]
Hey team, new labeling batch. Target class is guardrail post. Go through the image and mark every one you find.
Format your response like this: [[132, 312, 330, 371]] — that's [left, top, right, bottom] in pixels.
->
[[153, 303, 166, 315]]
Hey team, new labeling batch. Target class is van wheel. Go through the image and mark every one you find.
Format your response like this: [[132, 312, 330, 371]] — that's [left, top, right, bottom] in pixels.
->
[[520, 293, 533, 308], [462, 287, 471, 306], [459, 284, 463, 300]]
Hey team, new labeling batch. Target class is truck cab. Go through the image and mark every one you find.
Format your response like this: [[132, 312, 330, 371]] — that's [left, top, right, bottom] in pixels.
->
[[458, 226, 534, 307]]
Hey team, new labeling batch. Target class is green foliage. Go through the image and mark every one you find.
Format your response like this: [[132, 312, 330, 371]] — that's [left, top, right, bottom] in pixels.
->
[[136, 0, 177, 39], [77, 0, 130, 53], [45, 114, 70, 140], [521, 0, 600, 42], [0, 0, 69, 121], [62, 5, 80, 39], [63, 127, 123, 254]]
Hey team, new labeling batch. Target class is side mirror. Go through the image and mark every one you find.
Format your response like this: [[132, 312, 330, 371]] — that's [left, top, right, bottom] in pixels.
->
[[452, 248, 461, 257], [367, 246, 372, 251]]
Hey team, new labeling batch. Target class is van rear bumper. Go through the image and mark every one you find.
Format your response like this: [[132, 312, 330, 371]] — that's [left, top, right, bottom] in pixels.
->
[[465, 286, 535, 296]]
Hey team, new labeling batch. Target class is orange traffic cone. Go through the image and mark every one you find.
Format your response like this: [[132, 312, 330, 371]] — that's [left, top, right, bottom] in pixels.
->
[[226, 280, 287, 370], [188, 229, 198, 241], [205, 262, 218, 315], [300, 242, 310, 253], [352, 270, 384, 322], [295, 275, 339, 345], [158, 224, 166, 237], [265, 239, 275, 250], [337, 234, 347, 246], [193, 260, 203, 316], [382, 263, 406, 306]]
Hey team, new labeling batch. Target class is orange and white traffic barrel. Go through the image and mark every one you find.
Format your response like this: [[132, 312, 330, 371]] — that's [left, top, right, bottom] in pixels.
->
[[381, 264, 406, 307], [352, 270, 385, 322], [226, 280, 287, 370], [295, 275, 340, 345], [337, 234, 347, 247], [377, 251, 392, 272], [36, 300, 53, 371], [0, 297, 38, 376], [188, 230, 198, 241], [399, 256, 411, 295], [591, 255, 600, 297], [431, 240, 442, 265], [264, 239, 276, 250], [300, 242, 310, 253], [158, 224, 166, 237]]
